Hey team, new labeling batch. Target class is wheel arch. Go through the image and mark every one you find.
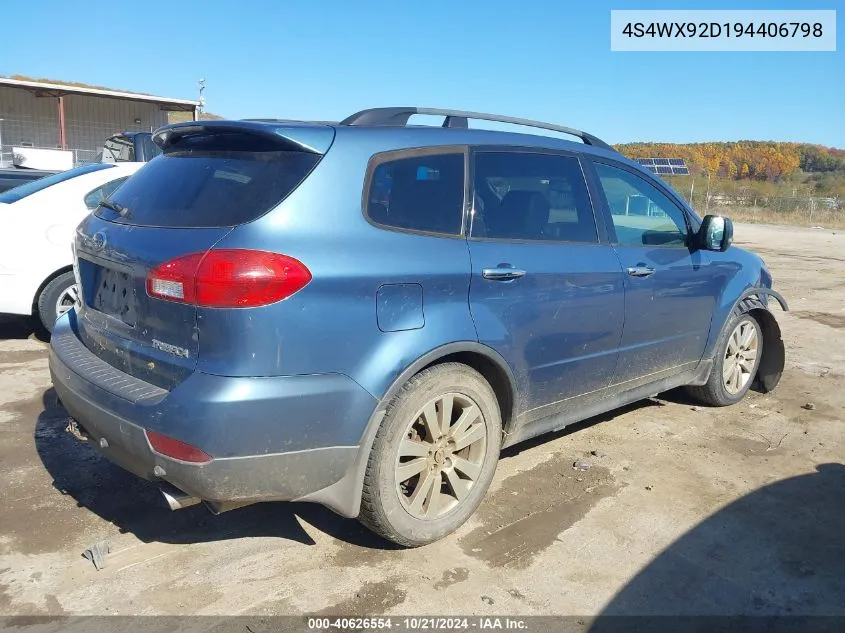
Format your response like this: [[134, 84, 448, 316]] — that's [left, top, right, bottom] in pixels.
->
[[736, 294, 787, 393], [394, 343, 517, 432], [714, 289, 788, 393], [296, 341, 518, 518]]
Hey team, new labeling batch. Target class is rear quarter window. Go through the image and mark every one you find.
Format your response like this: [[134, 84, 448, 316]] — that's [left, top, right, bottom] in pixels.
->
[[365, 150, 465, 236]]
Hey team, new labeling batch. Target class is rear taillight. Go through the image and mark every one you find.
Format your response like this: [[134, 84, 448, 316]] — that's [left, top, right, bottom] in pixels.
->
[[146, 249, 311, 308], [146, 429, 212, 463]]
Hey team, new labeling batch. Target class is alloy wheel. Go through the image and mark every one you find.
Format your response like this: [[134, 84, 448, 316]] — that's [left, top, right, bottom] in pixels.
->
[[395, 393, 488, 520], [55, 284, 80, 319], [723, 320, 759, 395]]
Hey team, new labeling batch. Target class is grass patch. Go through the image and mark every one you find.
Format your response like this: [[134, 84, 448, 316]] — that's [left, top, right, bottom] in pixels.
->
[[713, 205, 845, 229]]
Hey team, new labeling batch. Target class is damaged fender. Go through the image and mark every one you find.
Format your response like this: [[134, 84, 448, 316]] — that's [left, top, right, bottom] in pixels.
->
[[731, 287, 788, 393]]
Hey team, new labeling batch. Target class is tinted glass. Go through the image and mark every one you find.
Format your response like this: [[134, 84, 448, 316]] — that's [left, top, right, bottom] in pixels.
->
[[472, 152, 597, 243], [0, 164, 114, 204], [366, 153, 465, 236], [96, 134, 321, 227], [594, 162, 688, 247], [138, 135, 163, 160], [84, 177, 130, 210]]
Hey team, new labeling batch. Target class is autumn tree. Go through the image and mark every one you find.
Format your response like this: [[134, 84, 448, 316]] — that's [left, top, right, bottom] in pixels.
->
[[615, 140, 833, 182]]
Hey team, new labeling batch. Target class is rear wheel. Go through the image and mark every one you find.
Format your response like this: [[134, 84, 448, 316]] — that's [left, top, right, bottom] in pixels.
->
[[359, 363, 502, 547], [36, 272, 78, 333], [686, 312, 763, 406]]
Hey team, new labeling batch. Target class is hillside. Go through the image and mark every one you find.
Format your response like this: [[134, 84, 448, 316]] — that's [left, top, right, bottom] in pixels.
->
[[614, 141, 845, 227], [5, 74, 224, 121], [166, 111, 225, 123], [2, 73, 154, 95], [615, 141, 845, 198]]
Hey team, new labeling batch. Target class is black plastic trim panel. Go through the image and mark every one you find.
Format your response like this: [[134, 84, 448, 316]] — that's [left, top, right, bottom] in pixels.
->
[[51, 326, 168, 404]]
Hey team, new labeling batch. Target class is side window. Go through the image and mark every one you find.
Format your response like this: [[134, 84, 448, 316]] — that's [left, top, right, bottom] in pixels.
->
[[471, 152, 597, 243], [83, 177, 129, 210], [593, 162, 688, 247], [365, 152, 465, 236]]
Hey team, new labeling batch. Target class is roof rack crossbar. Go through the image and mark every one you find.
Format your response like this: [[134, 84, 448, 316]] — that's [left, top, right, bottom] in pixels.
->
[[339, 107, 615, 152]]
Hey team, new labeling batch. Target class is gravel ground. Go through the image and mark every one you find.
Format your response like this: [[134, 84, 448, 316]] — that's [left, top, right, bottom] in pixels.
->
[[0, 223, 842, 617]]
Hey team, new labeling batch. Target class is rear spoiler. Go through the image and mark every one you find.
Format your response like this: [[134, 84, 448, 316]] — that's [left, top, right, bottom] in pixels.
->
[[152, 120, 335, 155]]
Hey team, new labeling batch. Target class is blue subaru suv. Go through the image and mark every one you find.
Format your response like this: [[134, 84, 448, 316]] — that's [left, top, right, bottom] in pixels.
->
[[49, 108, 788, 546]]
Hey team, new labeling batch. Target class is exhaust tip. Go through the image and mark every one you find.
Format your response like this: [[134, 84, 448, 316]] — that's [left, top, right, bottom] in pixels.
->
[[160, 484, 200, 511]]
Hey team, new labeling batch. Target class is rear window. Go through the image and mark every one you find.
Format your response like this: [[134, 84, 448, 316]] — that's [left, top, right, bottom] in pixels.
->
[[102, 136, 135, 162], [0, 163, 114, 204], [96, 134, 321, 227], [138, 135, 163, 161], [102, 135, 163, 162]]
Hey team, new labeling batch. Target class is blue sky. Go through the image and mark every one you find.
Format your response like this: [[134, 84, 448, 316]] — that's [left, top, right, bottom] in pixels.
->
[[2, 0, 842, 146]]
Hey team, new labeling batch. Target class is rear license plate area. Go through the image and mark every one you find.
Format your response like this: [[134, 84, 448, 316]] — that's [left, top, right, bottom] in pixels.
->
[[85, 262, 138, 326]]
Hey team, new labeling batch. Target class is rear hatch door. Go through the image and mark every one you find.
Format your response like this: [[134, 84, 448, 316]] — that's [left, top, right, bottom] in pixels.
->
[[73, 121, 334, 389]]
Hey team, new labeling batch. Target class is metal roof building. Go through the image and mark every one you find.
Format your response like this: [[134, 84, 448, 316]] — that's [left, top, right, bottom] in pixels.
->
[[0, 77, 199, 166]]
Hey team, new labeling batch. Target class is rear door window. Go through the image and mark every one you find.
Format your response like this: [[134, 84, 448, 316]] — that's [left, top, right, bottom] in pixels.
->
[[365, 151, 465, 236], [471, 151, 598, 243], [96, 133, 322, 228]]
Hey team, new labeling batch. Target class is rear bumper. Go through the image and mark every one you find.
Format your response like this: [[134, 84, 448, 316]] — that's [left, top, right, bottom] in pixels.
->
[[49, 314, 377, 509]]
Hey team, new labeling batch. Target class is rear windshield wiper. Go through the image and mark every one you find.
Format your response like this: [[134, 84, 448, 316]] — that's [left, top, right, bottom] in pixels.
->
[[98, 198, 131, 218]]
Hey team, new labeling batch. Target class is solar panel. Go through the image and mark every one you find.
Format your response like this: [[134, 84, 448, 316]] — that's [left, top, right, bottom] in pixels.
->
[[636, 157, 688, 178]]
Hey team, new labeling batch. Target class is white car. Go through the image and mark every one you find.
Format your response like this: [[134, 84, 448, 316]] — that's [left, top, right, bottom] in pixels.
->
[[0, 162, 143, 332]]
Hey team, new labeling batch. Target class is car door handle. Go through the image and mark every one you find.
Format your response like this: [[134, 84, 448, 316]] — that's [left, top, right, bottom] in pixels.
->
[[626, 266, 655, 278], [482, 267, 527, 281]]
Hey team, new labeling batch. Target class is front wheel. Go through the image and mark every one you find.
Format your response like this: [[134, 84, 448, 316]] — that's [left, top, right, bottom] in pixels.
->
[[36, 271, 78, 333], [686, 312, 763, 406], [359, 363, 502, 547]]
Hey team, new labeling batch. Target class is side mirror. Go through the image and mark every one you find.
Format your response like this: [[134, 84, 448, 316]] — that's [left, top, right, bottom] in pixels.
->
[[698, 215, 733, 252]]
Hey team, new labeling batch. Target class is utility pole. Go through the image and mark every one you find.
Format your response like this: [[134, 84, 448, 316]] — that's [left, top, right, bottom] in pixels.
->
[[0, 118, 4, 167], [198, 79, 206, 116], [704, 171, 712, 214]]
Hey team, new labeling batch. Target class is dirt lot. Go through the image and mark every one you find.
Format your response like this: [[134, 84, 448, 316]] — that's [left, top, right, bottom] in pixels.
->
[[1, 223, 843, 617]]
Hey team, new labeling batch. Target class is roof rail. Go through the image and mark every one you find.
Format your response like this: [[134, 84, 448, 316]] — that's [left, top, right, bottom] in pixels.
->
[[339, 107, 616, 152]]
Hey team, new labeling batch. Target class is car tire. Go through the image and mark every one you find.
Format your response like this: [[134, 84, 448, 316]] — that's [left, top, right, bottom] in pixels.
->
[[359, 362, 502, 547], [686, 312, 763, 407], [36, 271, 78, 333]]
